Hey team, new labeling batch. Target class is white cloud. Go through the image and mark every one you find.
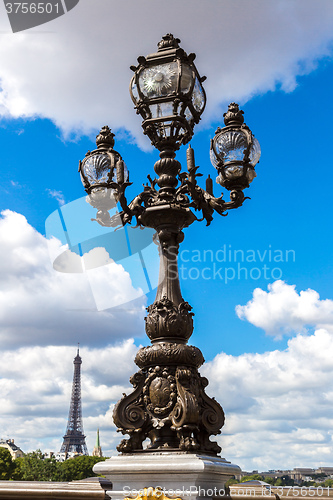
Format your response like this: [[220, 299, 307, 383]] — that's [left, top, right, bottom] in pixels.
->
[[0, 209, 146, 348], [203, 328, 333, 470], [0, 1, 332, 143], [3, 327, 333, 470], [46, 189, 65, 206], [0, 343, 137, 456], [2, 208, 333, 469], [236, 280, 333, 337]]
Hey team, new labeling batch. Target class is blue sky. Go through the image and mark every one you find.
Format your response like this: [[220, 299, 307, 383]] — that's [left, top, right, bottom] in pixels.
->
[[1, 0, 333, 472], [2, 55, 333, 356]]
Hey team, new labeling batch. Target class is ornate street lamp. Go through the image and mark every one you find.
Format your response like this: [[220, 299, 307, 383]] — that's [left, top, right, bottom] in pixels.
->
[[80, 35, 261, 456]]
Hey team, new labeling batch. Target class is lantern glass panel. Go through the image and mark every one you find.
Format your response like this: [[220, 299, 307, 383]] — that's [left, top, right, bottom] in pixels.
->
[[150, 102, 174, 118], [153, 120, 187, 140], [210, 147, 218, 168], [124, 162, 129, 181], [139, 62, 178, 98], [180, 63, 194, 94], [177, 126, 186, 139], [212, 130, 261, 169], [192, 77, 205, 112], [249, 137, 261, 166], [185, 106, 194, 122], [82, 153, 113, 186], [215, 130, 248, 164], [131, 78, 139, 103], [159, 121, 172, 138]]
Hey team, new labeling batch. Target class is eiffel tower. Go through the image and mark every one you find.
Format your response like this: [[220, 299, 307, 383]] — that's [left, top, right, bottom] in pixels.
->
[[60, 348, 88, 456]]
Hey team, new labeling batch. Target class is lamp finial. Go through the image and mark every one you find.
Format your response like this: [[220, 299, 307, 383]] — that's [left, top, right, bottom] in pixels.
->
[[96, 125, 115, 149], [223, 102, 244, 127], [157, 33, 180, 51]]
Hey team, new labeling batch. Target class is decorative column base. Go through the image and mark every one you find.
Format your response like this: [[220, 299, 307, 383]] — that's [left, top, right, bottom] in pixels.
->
[[93, 453, 240, 500]]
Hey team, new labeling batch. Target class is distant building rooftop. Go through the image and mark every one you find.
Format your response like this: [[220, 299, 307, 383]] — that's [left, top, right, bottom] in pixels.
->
[[0, 439, 24, 459]]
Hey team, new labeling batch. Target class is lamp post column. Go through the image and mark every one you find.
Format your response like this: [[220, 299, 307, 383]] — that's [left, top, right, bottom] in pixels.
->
[[113, 148, 225, 453], [91, 33, 261, 500]]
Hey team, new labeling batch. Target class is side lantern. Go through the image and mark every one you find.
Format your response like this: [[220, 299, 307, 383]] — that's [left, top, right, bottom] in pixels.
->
[[210, 103, 261, 191], [79, 125, 128, 213]]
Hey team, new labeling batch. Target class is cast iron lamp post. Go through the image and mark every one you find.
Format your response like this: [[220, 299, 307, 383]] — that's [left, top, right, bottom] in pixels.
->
[[79, 34, 260, 455]]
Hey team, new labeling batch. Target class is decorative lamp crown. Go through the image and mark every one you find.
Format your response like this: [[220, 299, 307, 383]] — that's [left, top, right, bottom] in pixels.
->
[[95, 125, 115, 150], [210, 103, 261, 191], [157, 33, 180, 50], [223, 102, 244, 126], [129, 34, 206, 152]]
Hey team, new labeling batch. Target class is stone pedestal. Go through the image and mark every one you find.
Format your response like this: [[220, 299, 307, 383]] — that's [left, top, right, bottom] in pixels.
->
[[93, 453, 240, 500]]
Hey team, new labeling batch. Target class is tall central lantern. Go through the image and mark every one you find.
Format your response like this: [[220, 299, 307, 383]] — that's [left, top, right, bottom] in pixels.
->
[[90, 34, 261, 500], [130, 33, 206, 152]]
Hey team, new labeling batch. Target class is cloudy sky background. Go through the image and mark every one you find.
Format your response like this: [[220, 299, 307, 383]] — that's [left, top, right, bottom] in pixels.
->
[[1, 0, 333, 472]]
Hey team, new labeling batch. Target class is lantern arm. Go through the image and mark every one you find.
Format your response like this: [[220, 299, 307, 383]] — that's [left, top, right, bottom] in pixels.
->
[[89, 146, 248, 229], [95, 180, 159, 229], [177, 154, 247, 226], [89, 180, 134, 228], [126, 186, 158, 227], [108, 181, 133, 215], [196, 189, 246, 226], [91, 209, 118, 227]]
